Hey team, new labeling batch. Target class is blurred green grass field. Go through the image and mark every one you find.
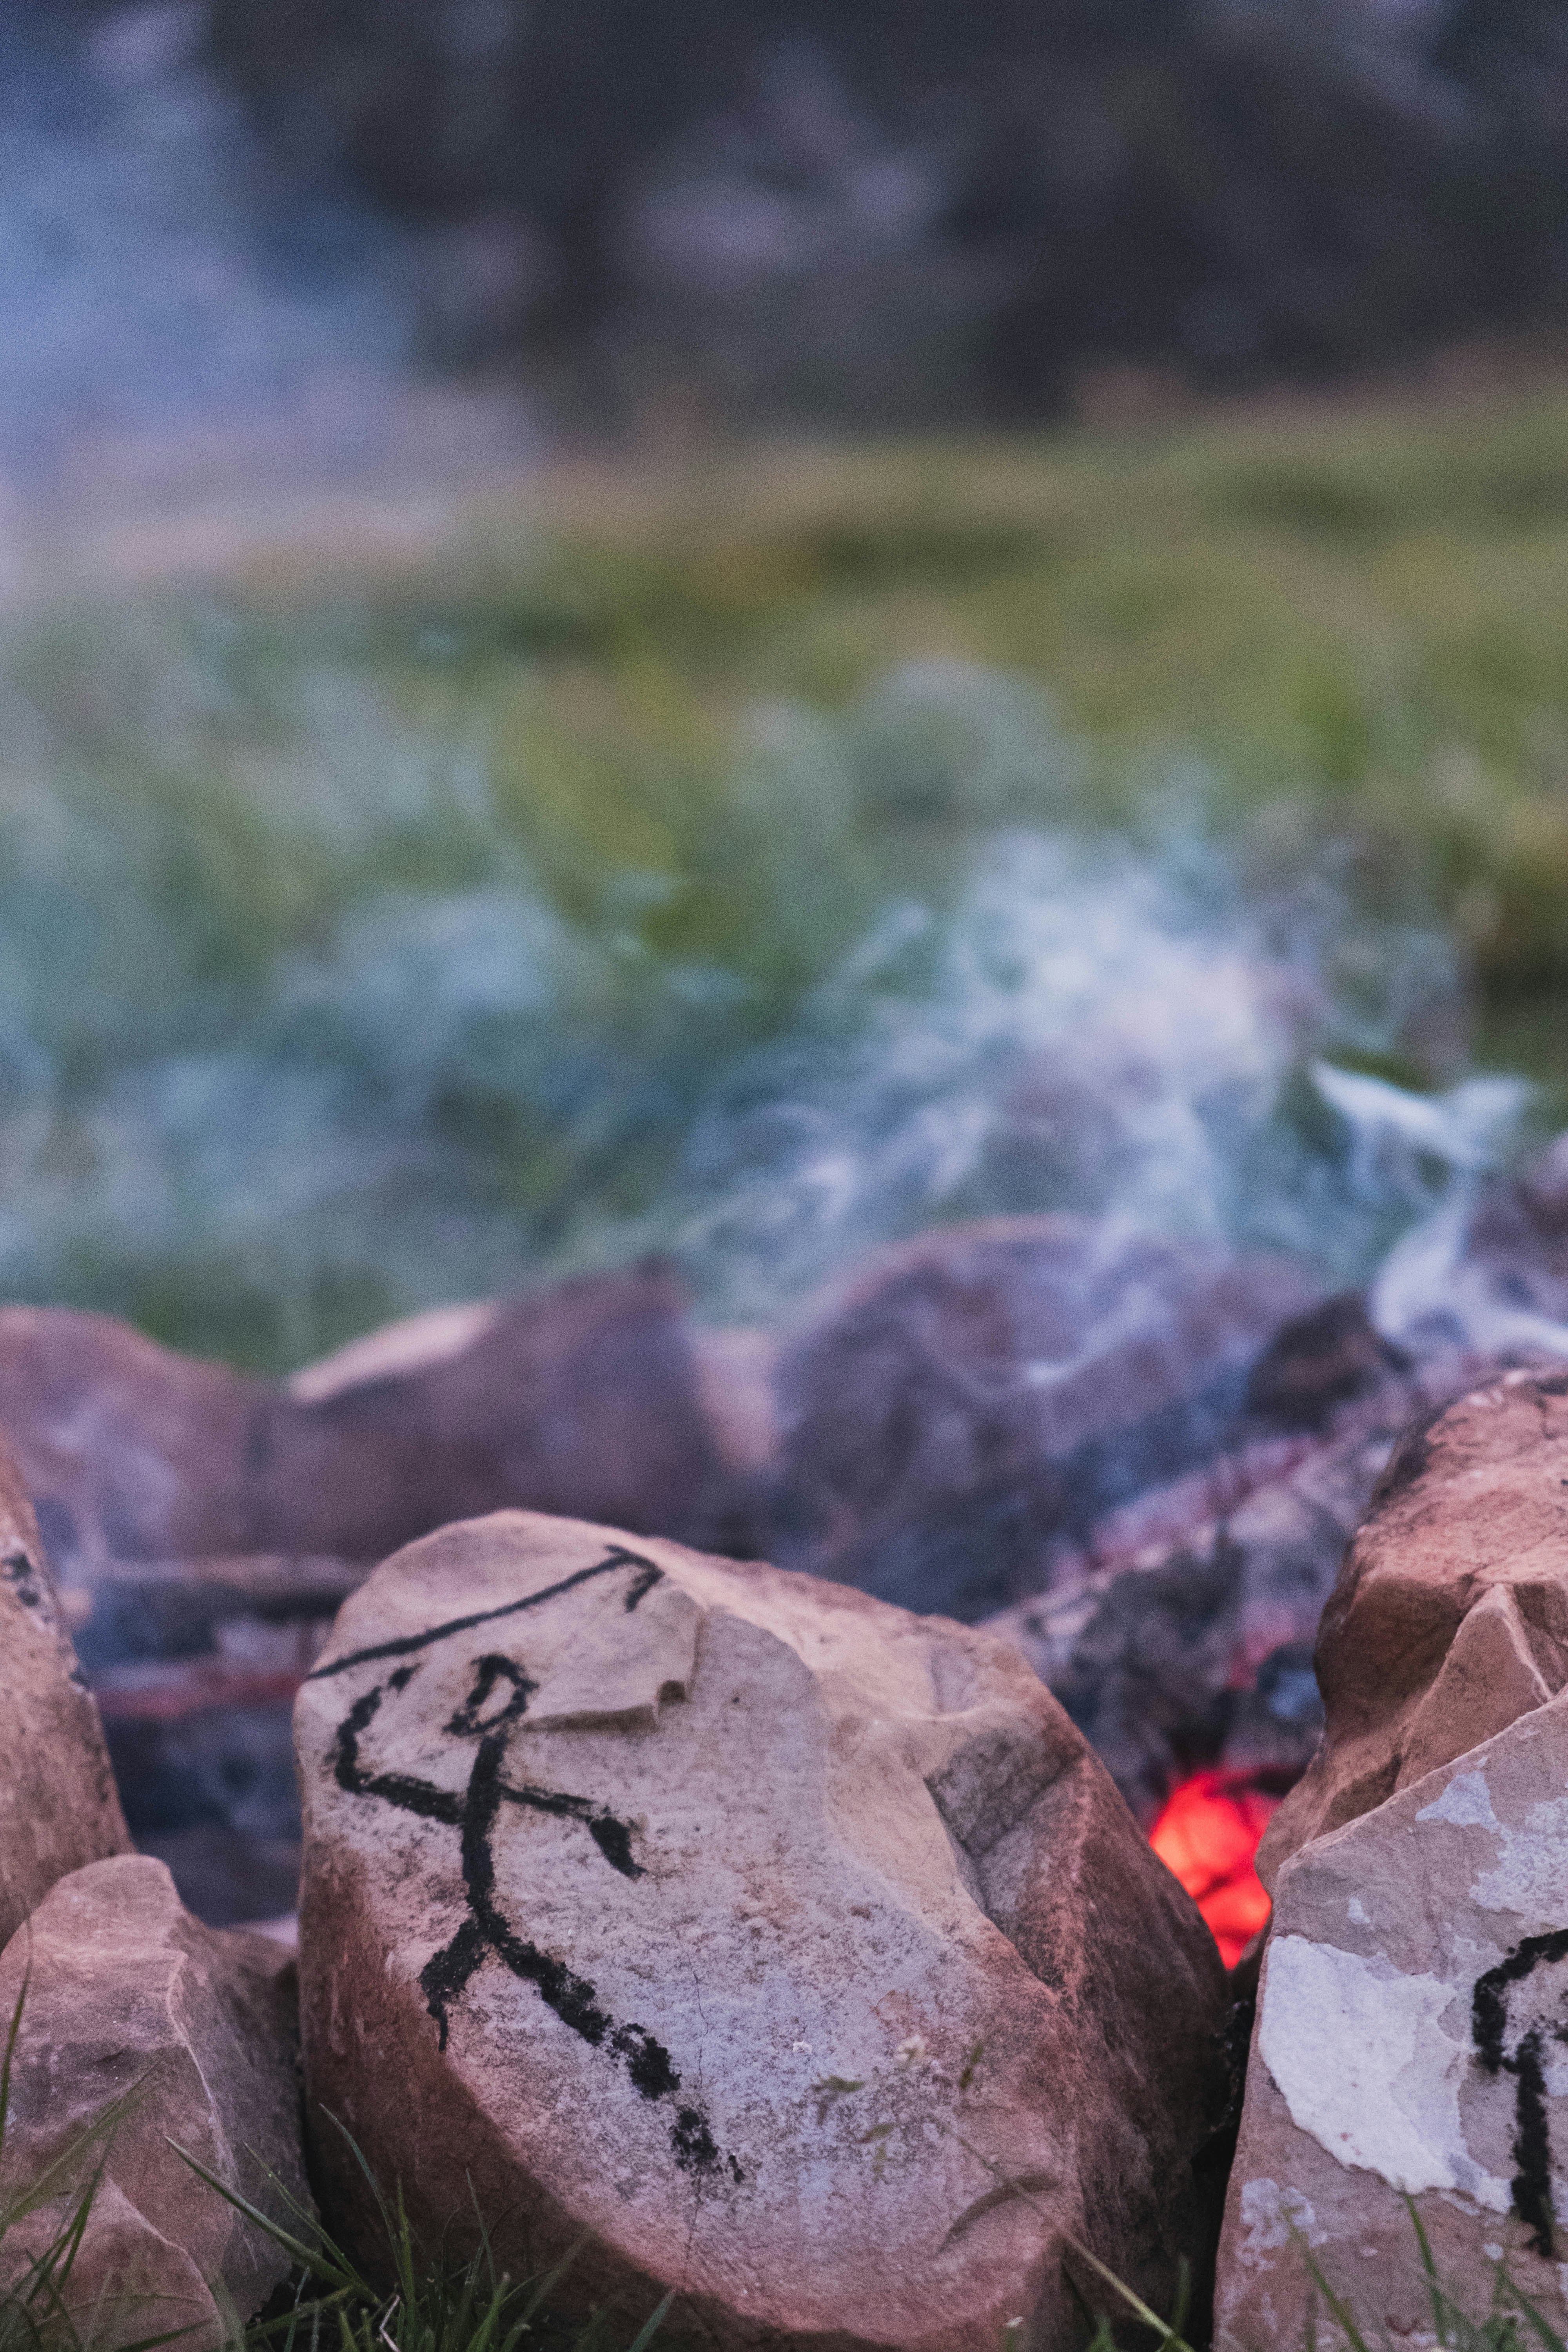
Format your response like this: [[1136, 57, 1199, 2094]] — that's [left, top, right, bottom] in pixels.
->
[[535, 386, 1568, 1007], [4, 375, 1568, 1368], [209, 376, 1568, 1048]]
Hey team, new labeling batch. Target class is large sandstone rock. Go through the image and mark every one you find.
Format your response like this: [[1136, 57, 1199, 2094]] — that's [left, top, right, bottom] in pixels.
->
[[768, 1218, 1327, 1620], [294, 1267, 728, 1546], [290, 1300, 780, 1488], [296, 1511, 1228, 2351], [1258, 1367, 1568, 1890], [0, 1438, 129, 1944], [0, 1266, 723, 1581], [0, 1855, 309, 2349], [1214, 1368, 1568, 2347], [1216, 1688, 1568, 2347], [0, 1305, 395, 1572]]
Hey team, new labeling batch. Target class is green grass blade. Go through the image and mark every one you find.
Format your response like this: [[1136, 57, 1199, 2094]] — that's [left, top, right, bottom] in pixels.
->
[[318, 2114, 400, 2276], [5, 2085, 145, 2228], [0, 1960, 31, 2193], [515, 2240, 589, 2330], [1059, 2235, 1199, 2350], [1498, 2273, 1568, 2352], [166, 2144, 353, 2290], [1403, 2194, 1448, 2347], [620, 2291, 673, 2352], [1288, 2225, 1375, 2352]]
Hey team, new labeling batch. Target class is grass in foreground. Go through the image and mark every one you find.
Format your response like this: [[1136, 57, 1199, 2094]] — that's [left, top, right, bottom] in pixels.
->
[[0, 1967, 183, 2352], [174, 380, 1568, 1030], [1073, 2198, 1568, 2351], [188, 2123, 674, 2352]]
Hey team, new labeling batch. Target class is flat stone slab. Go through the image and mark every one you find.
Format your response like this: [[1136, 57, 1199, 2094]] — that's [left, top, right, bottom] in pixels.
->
[[1217, 1682, 1568, 2347]]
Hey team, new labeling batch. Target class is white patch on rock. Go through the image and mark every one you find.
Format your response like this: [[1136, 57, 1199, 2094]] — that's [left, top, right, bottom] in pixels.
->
[[1259, 1937, 1508, 2210], [1347, 1896, 1370, 1924], [1472, 1791, 1568, 1917], [1236, 2178, 1322, 2263], [1417, 1770, 1499, 1830]]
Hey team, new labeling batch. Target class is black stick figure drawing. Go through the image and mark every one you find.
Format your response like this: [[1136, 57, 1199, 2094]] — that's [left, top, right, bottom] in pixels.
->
[[1473, 1927, 1568, 2257], [307, 1544, 735, 2179]]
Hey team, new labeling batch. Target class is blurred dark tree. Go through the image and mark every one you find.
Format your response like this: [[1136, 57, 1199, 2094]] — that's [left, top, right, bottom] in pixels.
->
[[187, 0, 1568, 418]]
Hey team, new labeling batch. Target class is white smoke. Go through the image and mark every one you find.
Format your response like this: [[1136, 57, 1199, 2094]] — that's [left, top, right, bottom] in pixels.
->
[[0, 4, 412, 489], [660, 823, 1468, 1322], [0, 621, 1523, 1367], [1313, 1062, 1568, 1358]]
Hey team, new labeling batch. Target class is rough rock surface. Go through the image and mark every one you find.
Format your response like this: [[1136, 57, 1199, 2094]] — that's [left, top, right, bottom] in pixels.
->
[[0, 1267, 720, 1581], [0, 1306, 401, 1573], [295, 1267, 727, 1547], [292, 1303, 780, 1488], [767, 1217, 1328, 1619], [989, 1343, 1497, 1824], [0, 1855, 309, 2349], [1215, 1688, 1568, 2348], [296, 1511, 1228, 2351], [0, 1438, 129, 1944], [0, 1272, 726, 1922], [1259, 1368, 1568, 1890], [1214, 1368, 1568, 2346]]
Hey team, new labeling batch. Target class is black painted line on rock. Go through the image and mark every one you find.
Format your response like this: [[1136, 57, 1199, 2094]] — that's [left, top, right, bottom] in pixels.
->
[[307, 1547, 663, 1681], [332, 1684, 466, 1826], [498, 1779, 645, 1878], [1473, 1927, 1568, 2257], [2, 1549, 44, 1610], [328, 1633, 727, 2178], [624, 1562, 662, 1611], [446, 1654, 537, 1735]]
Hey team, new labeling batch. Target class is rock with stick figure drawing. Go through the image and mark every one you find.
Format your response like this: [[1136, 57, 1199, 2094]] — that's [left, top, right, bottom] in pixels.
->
[[1215, 1370, 1568, 2350], [294, 1510, 1229, 2352], [1214, 1686, 1568, 2350]]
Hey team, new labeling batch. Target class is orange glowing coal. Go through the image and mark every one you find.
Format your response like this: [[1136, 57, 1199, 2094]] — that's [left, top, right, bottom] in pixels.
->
[[1149, 1770, 1279, 1969]]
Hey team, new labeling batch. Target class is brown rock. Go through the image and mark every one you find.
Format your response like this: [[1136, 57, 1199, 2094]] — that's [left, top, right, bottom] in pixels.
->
[[0, 1304, 424, 1571], [1258, 1367, 1568, 1890], [287, 1301, 504, 1399], [1242, 1290, 1408, 1435], [0, 1265, 724, 1579], [986, 1344, 1497, 1824], [0, 1438, 129, 1944], [296, 1511, 1227, 2351], [0, 1854, 310, 2349], [769, 1216, 1324, 1621], [299, 1266, 726, 1545], [1215, 1687, 1568, 2350]]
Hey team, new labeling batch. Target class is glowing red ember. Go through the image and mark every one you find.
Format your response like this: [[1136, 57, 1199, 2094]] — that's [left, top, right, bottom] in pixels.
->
[[1149, 1770, 1279, 1968]]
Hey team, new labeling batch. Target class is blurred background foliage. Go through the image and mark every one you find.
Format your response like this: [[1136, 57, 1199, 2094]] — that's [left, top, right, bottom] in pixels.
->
[[3, 0, 1568, 1370], [5, 377, 1567, 1367], [191, 0, 1568, 418]]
